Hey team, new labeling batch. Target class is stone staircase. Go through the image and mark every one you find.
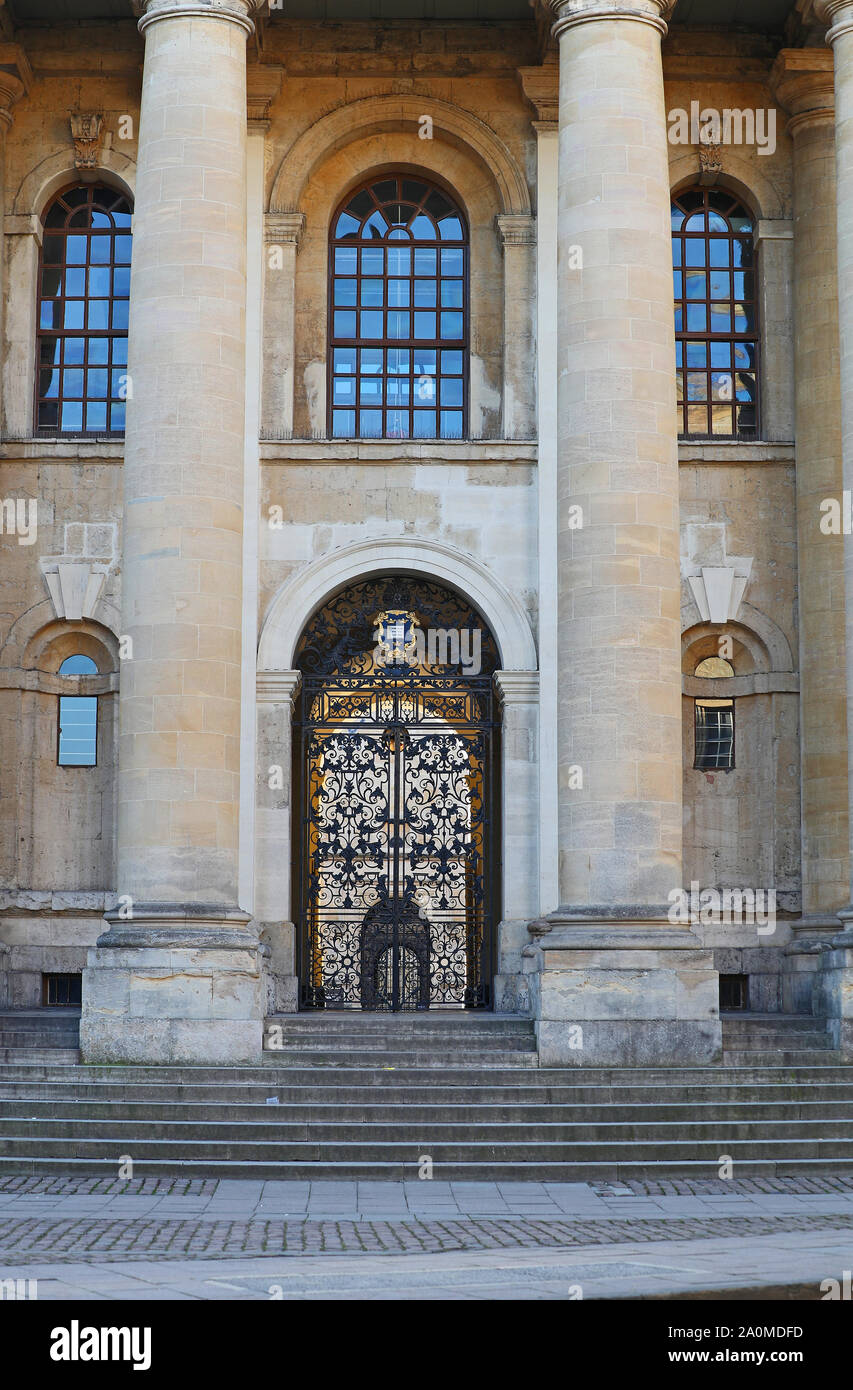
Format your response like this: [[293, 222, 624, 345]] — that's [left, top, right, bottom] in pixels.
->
[[721, 1012, 837, 1066], [0, 1009, 80, 1065], [0, 1011, 852, 1180]]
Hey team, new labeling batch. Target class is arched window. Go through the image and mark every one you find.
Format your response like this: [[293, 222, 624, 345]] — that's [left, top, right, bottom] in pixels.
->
[[693, 655, 735, 770], [328, 176, 468, 441], [36, 184, 132, 436], [671, 188, 757, 439], [57, 653, 99, 766]]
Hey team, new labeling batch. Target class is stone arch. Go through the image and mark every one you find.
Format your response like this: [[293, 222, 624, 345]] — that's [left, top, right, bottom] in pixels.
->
[[0, 600, 121, 670], [669, 152, 787, 222], [12, 150, 136, 219], [258, 537, 538, 673], [269, 95, 531, 217], [680, 603, 795, 675]]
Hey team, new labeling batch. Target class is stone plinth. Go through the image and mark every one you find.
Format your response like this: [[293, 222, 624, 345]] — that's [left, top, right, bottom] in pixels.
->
[[523, 920, 721, 1066], [814, 929, 853, 1057], [80, 906, 263, 1065]]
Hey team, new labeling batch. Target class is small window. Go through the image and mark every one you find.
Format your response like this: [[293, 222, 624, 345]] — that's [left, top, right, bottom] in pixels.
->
[[42, 973, 82, 1006], [57, 654, 98, 766], [694, 700, 734, 769], [719, 973, 748, 1011]]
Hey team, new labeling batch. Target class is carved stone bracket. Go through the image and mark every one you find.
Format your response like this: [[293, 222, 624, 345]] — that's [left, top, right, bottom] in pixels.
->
[[70, 113, 104, 170]]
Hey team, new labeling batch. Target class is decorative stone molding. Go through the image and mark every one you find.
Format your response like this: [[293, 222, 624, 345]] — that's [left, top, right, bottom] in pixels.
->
[[770, 48, 835, 135], [258, 537, 538, 674], [686, 564, 753, 625], [681, 524, 754, 623], [517, 61, 558, 125], [754, 219, 794, 246], [816, 0, 853, 45], [247, 63, 283, 124], [39, 559, 109, 623], [548, 0, 676, 39], [269, 95, 531, 219], [256, 670, 301, 708], [493, 670, 540, 707], [0, 43, 31, 128], [264, 211, 306, 249], [697, 141, 723, 185], [495, 213, 536, 248], [136, 0, 259, 37], [69, 113, 104, 171]]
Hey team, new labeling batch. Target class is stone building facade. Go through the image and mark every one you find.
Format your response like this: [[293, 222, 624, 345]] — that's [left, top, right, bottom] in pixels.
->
[[1, 0, 853, 1066]]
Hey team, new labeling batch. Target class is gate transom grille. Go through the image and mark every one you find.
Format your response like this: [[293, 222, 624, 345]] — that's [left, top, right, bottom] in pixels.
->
[[295, 578, 499, 1012]]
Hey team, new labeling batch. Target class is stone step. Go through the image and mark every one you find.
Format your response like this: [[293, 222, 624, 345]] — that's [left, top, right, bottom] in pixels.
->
[[4, 1097, 853, 1122], [0, 1048, 80, 1065], [259, 1049, 539, 1066], [722, 1050, 842, 1066], [3, 1117, 853, 1143], [2, 1062, 853, 1087], [2, 1135, 853, 1163], [264, 1013, 533, 1032], [2, 1155, 852, 1181]]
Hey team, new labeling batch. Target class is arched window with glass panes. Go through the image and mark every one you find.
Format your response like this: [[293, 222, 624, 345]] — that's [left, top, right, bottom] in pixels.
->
[[35, 184, 132, 436], [671, 188, 758, 439], [328, 176, 468, 441]]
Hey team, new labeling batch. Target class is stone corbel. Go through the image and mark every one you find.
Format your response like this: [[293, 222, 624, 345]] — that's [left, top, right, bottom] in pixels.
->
[[698, 140, 723, 186], [517, 59, 558, 126], [495, 213, 536, 250], [247, 63, 283, 126], [70, 113, 104, 171], [687, 562, 753, 625], [264, 212, 306, 252], [40, 559, 109, 623]]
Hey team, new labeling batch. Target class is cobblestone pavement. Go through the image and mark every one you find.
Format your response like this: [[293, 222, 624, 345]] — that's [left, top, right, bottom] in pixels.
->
[[1, 1175, 853, 1265]]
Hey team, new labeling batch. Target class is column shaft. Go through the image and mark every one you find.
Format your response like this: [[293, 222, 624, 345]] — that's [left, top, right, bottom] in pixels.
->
[[552, 0, 682, 914], [118, 0, 253, 906], [772, 51, 850, 923]]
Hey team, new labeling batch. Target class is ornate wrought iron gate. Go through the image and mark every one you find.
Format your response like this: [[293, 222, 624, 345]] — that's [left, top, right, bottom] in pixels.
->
[[294, 578, 499, 1011]]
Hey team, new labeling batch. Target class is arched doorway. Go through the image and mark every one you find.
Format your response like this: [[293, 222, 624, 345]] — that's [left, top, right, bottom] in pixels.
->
[[293, 575, 500, 1011]]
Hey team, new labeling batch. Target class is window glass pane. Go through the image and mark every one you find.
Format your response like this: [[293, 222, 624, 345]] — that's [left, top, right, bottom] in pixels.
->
[[441, 280, 463, 307], [334, 310, 357, 337], [359, 409, 383, 437], [387, 311, 410, 339], [413, 410, 436, 437], [414, 373, 436, 404], [58, 695, 97, 766], [361, 247, 384, 274], [440, 312, 463, 339], [64, 302, 85, 330], [85, 401, 108, 431], [360, 279, 384, 306], [334, 347, 357, 374], [440, 410, 463, 439], [388, 349, 409, 374], [59, 654, 97, 674], [441, 350, 463, 375], [387, 247, 411, 275], [335, 247, 357, 273], [440, 378, 463, 407], [332, 408, 355, 436], [413, 312, 436, 339], [333, 377, 356, 405], [360, 348, 383, 374], [388, 279, 410, 306], [334, 278, 357, 305], [414, 249, 436, 275], [360, 310, 384, 338]]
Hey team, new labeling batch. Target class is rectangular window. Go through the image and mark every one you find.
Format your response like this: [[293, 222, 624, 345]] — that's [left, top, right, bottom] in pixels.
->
[[42, 973, 82, 1007], [58, 695, 97, 766], [719, 973, 748, 1011], [694, 699, 734, 770]]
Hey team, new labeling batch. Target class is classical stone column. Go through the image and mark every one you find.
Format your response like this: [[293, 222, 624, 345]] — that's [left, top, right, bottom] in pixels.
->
[[80, 0, 264, 1065], [770, 50, 850, 931], [812, 1, 853, 1052], [525, 0, 718, 1065]]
